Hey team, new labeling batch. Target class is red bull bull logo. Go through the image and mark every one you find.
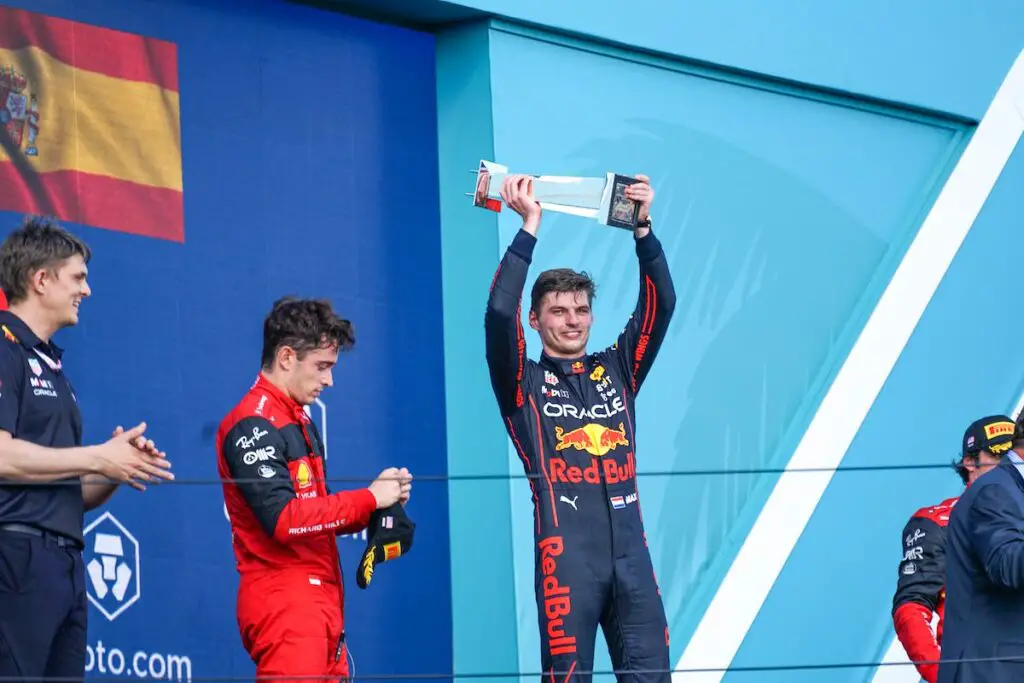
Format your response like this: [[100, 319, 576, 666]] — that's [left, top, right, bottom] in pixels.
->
[[554, 422, 629, 456], [549, 451, 637, 486], [539, 536, 576, 657]]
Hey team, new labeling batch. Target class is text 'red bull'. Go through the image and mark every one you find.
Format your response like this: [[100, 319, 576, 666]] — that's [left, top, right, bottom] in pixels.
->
[[549, 451, 637, 485], [539, 536, 576, 657]]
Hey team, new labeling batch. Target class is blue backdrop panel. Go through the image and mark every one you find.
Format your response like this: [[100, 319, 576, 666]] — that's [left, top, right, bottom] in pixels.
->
[[482, 26, 966, 680], [728, 139, 1024, 683], [0, 0, 450, 681]]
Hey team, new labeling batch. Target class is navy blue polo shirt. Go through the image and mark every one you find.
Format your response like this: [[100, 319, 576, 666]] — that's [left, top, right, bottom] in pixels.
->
[[0, 310, 84, 545]]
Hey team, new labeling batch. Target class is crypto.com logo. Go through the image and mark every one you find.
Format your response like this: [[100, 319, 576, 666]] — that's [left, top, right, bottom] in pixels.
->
[[84, 512, 142, 621]]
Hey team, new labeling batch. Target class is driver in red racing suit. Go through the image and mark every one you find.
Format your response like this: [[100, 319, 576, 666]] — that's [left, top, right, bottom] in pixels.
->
[[485, 174, 676, 682], [893, 496, 956, 683], [217, 297, 411, 683], [891, 415, 1010, 683]]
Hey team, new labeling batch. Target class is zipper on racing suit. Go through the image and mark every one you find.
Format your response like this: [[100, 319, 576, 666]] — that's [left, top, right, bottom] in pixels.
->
[[564, 363, 616, 554], [561, 363, 615, 540], [298, 418, 347, 666]]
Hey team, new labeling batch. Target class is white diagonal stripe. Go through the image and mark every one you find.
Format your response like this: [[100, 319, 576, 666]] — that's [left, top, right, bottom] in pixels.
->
[[674, 47, 1024, 683], [870, 612, 940, 683], [1013, 388, 1024, 423]]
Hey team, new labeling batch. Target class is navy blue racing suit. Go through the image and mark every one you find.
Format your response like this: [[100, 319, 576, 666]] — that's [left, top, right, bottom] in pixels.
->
[[485, 227, 677, 683]]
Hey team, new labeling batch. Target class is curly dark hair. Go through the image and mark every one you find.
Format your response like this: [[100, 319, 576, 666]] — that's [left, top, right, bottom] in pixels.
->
[[260, 296, 355, 369], [530, 268, 596, 313], [952, 453, 974, 485], [0, 216, 91, 305]]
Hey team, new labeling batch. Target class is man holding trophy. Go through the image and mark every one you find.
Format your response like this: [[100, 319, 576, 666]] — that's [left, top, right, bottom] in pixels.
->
[[483, 171, 677, 682]]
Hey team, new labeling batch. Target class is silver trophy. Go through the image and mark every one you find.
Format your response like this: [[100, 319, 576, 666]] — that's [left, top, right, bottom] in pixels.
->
[[468, 160, 641, 230]]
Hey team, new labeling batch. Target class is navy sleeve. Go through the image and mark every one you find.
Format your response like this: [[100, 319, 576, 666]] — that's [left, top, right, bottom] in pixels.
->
[[221, 416, 295, 537], [968, 484, 1024, 589], [610, 231, 676, 395], [0, 345, 24, 435], [893, 516, 946, 613], [485, 229, 536, 417]]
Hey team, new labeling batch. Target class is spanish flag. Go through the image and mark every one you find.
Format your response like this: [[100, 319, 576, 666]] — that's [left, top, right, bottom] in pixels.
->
[[0, 6, 183, 242]]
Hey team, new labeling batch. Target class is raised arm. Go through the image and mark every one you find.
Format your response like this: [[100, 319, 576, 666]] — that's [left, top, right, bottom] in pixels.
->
[[221, 416, 379, 541], [485, 228, 535, 417], [611, 177, 676, 394], [484, 176, 542, 417], [892, 514, 946, 683]]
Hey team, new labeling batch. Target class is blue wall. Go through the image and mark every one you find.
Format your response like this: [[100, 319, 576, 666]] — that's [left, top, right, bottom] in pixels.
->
[[417, 0, 1022, 119], [434, 21, 521, 683], [336, 0, 1024, 117], [3, 0, 1022, 681], [733, 138, 1024, 683], [484, 24, 966, 681], [0, 0, 451, 681], [429, 4, 1024, 683]]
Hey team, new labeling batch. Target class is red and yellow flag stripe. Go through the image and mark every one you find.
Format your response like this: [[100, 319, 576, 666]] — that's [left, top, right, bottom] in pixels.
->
[[0, 6, 183, 242]]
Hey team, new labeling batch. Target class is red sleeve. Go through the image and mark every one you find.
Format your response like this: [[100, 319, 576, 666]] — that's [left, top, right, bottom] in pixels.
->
[[273, 488, 378, 542], [893, 602, 939, 683], [220, 414, 378, 542]]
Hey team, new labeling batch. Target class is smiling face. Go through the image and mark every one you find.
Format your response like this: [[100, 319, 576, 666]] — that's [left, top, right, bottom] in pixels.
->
[[36, 254, 91, 329], [530, 289, 593, 358], [0, 218, 93, 336], [529, 268, 597, 359]]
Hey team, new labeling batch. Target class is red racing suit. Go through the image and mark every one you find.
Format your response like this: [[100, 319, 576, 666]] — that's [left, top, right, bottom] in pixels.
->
[[892, 495, 959, 683], [217, 374, 378, 682]]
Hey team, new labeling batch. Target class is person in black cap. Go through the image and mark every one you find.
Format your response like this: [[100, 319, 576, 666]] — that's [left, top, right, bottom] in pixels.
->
[[937, 414, 1024, 683], [957, 414, 1015, 479], [890, 415, 1011, 683], [357, 501, 416, 589]]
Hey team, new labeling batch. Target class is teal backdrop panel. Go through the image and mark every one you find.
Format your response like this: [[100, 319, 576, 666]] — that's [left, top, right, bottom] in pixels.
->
[[326, 0, 1024, 119], [435, 22, 521, 683], [729, 137, 1024, 683], [481, 25, 969, 680]]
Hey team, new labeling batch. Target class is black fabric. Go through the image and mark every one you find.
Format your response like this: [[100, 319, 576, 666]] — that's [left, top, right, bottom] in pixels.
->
[[0, 311, 85, 545], [0, 529, 87, 682], [357, 503, 416, 589]]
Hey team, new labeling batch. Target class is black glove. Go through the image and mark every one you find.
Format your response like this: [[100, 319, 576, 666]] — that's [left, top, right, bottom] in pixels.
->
[[356, 503, 416, 589]]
